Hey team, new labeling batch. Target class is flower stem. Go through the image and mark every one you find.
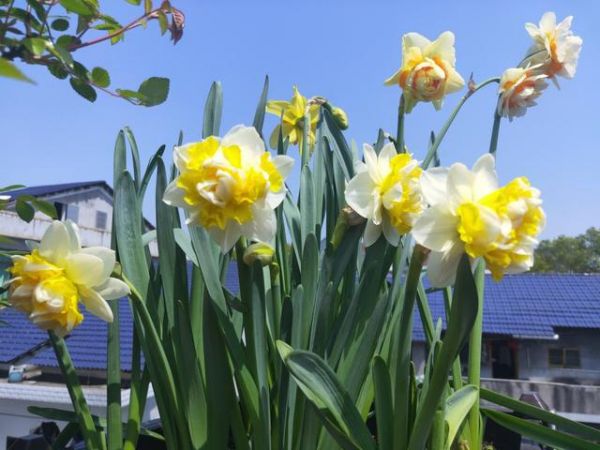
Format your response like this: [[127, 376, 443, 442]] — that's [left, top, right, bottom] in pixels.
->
[[421, 77, 500, 169], [395, 94, 406, 153], [49, 331, 106, 450], [488, 108, 502, 156], [467, 260, 486, 450]]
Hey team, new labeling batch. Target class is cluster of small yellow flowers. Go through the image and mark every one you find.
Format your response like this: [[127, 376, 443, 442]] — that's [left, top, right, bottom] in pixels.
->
[[412, 154, 545, 287], [498, 12, 582, 120], [265, 86, 320, 150], [345, 143, 424, 246], [7, 221, 130, 335], [265, 87, 348, 152], [384, 31, 465, 113], [163, 125, 294, 252]]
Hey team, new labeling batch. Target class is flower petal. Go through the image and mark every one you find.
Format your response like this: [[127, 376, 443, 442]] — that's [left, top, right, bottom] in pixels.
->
[[421, 167, 449, 205], [382, 215, 400, 246], [64, 253, 106, 288], [163, 180, 187, 207], [208, 222, 242, 253], [273, 155, 294, 180], [472, 154, 499, 197], [363, 220, 382, 247], [412, 204, 458, 252], [426, 242, 465, 288], [384, 68, 401, 86], [222, 125, 265, 159], [39, 221, 71, 264], [79, 286, 113, 322], [94, 278, 130, 300], [345, 171, 376, 219], [243, 206, 277, 244], [425, 31, 456, 65], [403, 32, 431, 51], [79, 247, 116, 285]]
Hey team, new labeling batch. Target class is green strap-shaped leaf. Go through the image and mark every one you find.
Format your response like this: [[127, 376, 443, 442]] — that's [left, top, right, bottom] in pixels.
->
[[372, 356, 393, 450], [445, 385, 479, 448], [253, 75, 269, 137], [277, 343, 376, 450], [203, 81, 223, 137], [482, 409, 599, 450], [481, 388, 600, 442], [408, 253, 479, 449]]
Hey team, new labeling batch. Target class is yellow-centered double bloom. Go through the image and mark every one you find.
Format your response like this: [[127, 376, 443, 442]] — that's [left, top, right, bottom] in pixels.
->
[[385, 31, 465, 113], [163, 125, 294, 252], [497, 66, 548, 121], [345, 143, 424, 246], [8, 221, 129, 335], [412, 154, 545, 287], [524, 12, 582, 83]]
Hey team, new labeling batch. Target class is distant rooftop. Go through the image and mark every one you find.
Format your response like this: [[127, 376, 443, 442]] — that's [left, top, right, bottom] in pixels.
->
[[0, 270, 599, 373], [2, 181, 111, 201]]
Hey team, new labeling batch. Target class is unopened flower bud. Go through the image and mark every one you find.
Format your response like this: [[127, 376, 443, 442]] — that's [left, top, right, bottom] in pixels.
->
[[331, 106, 349, 129], [243, 242, 275, 267]]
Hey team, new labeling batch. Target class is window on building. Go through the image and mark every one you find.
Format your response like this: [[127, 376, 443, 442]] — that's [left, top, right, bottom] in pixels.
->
[[65, 204, 79, 222], [548, 348, 581, 368], [96, 211, 108, 230], [564, 349, 581, 368]]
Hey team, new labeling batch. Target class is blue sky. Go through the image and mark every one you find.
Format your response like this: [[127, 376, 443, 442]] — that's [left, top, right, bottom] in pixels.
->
[[1, 0, 598, 239]]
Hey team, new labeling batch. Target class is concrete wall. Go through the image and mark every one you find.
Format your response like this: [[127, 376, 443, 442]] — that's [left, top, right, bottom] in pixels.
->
[[482, 377, 600, 416], [518, 329, 600, 385]]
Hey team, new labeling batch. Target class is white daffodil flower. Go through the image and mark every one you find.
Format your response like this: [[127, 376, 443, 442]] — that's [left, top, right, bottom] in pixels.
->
[[497, 66, 548, 120], [412, 154, 505, 287], [345, 143, 423, 247], [385, 31, 465, 113], [163, 125, 294, 252], [524, 12, 582, 83], [8, 220, 130, 335]]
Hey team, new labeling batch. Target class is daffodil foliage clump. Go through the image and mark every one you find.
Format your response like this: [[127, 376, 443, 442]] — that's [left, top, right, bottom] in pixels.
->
[[6, 11, 598, 450]]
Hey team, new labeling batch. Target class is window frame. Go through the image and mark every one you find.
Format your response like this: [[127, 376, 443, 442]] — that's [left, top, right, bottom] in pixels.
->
[[95, 210, 108, 230], [548, 347, 581, 369]]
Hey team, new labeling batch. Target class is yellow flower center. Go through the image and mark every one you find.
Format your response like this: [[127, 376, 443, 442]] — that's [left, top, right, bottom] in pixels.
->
[[378, 154, 423, 233], [456, 202, 499, 258], [456, 177, 544, 280], [9, 251, 83, 332], [176, 137, 284, 229], [400, 51, 449, 101]]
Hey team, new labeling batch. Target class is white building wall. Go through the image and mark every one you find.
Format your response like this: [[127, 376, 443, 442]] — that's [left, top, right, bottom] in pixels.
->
[[0, 381, 158, 450], [0, 187, 157, 256]]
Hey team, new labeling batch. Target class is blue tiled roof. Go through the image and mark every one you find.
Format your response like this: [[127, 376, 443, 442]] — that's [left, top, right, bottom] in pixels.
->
[[1, 181, 110, 200], [413, 273, 600, 341], [1, 271, 599, 371], [0, 299, 134, 371]]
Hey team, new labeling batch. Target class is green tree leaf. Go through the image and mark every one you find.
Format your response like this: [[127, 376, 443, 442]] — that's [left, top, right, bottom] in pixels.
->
[[91, 67, 110, 88], [59, 0, 95, 16], [15, 197, 35, 222], [138, 76, 169, 106], [0, 58, 34, 83], [69, 78, 97, 102], [47, 61, 69, 80], [51, 18, 70, 31], [24, 37, 48, 56]]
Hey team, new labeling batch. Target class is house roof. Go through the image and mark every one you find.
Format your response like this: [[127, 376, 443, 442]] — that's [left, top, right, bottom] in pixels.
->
[[2, 181, 112, 201], [0, 271, 599, 373], [415, 273, 600, 341]]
